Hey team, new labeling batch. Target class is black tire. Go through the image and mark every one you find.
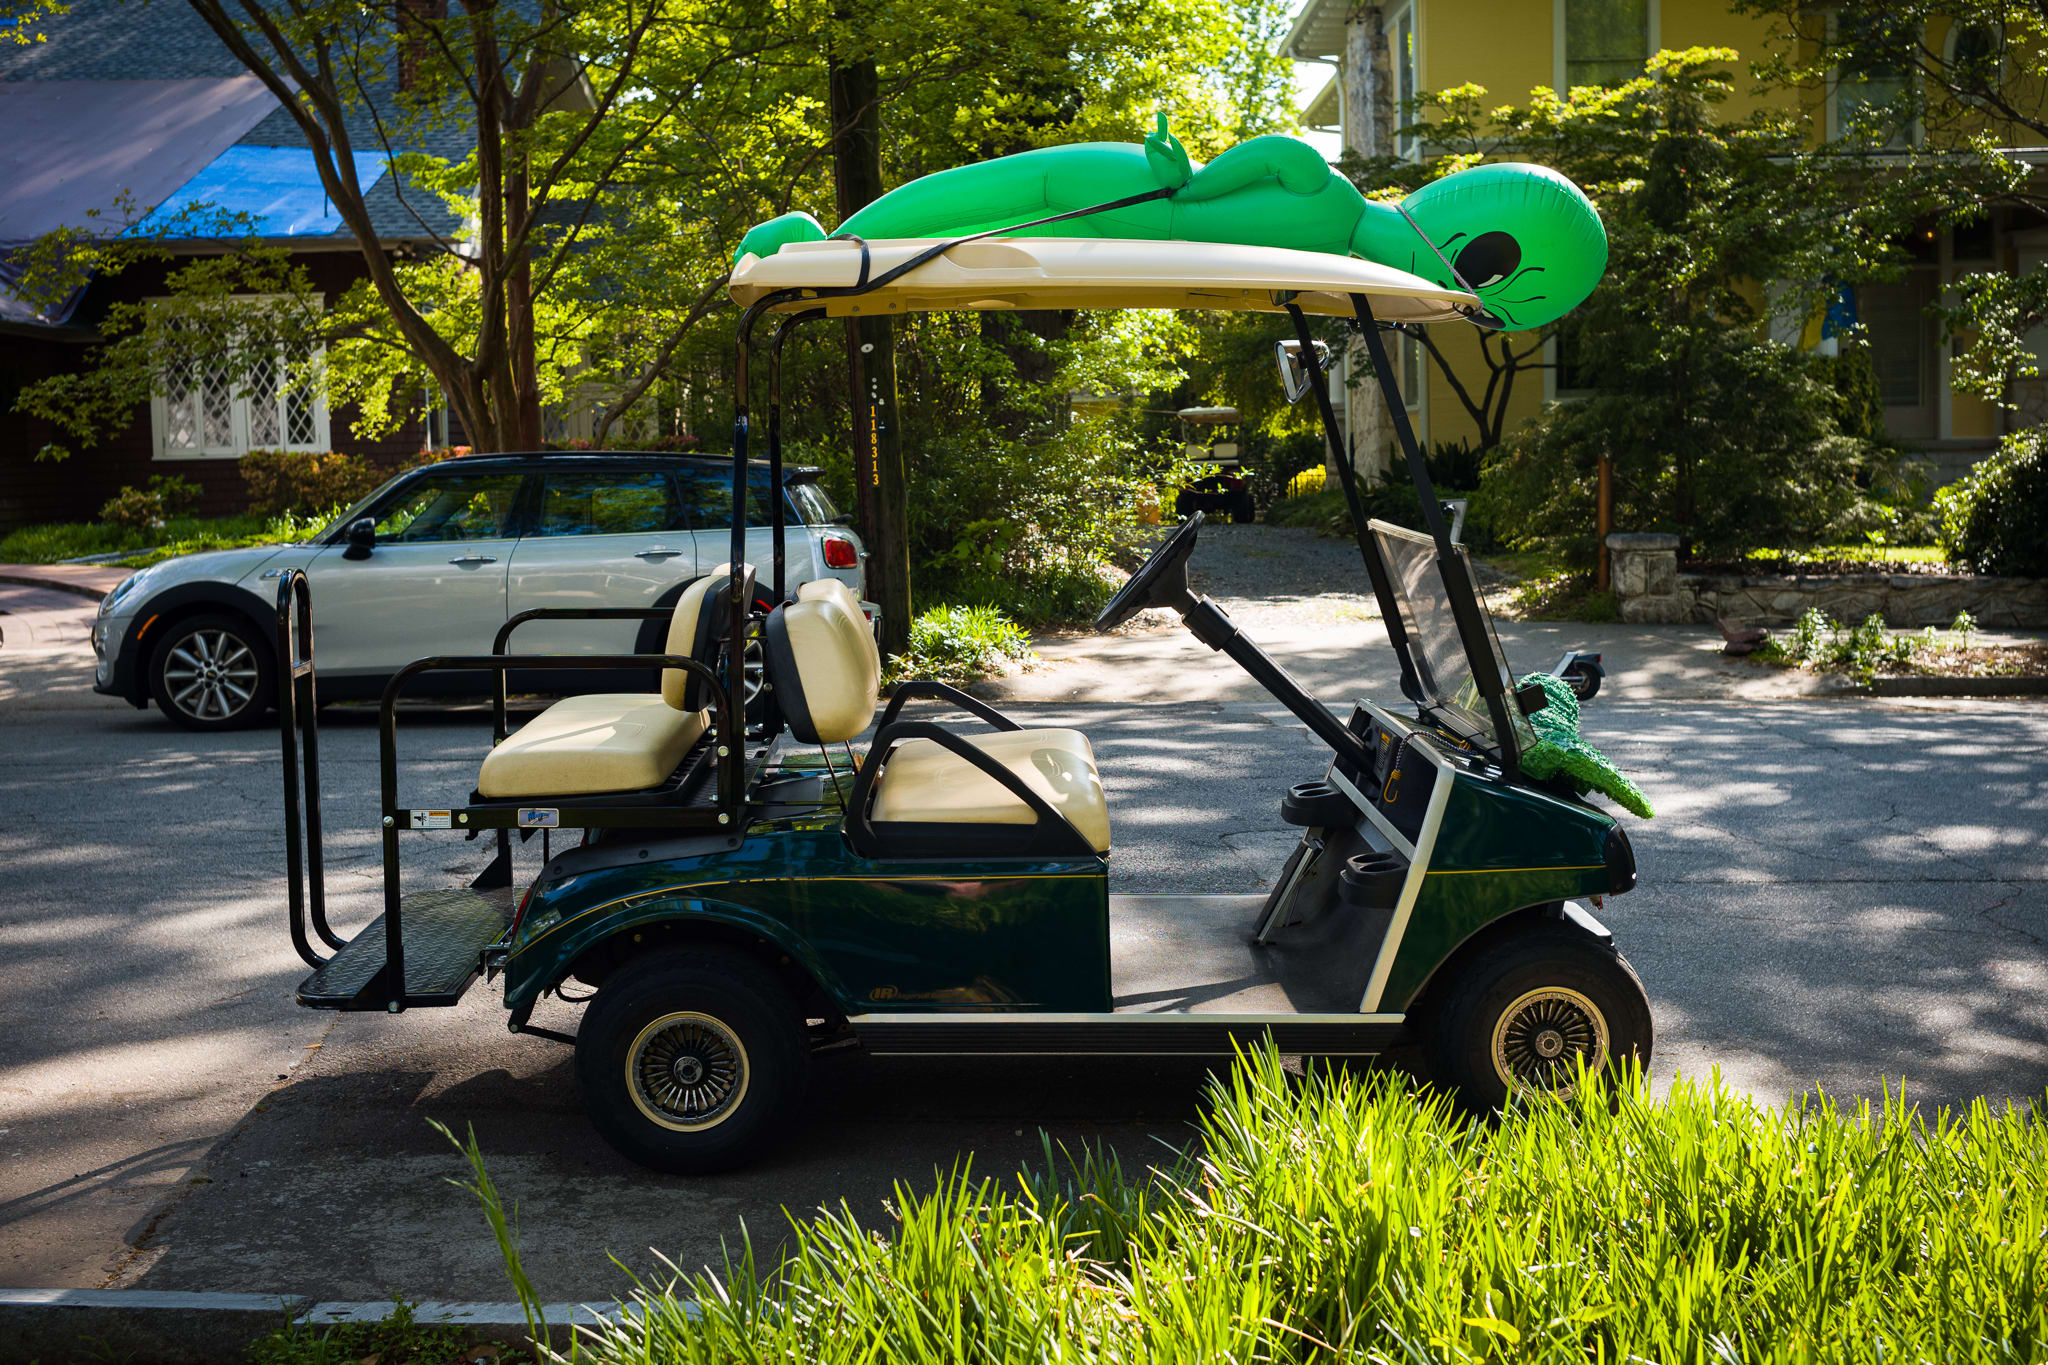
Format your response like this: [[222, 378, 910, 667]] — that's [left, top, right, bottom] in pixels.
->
[[575, 946, 809, 1174], [1421, 926, 1651, 1112], [1564, 661, 1602, 701], [147, 611, 276, 731], [1230, 491, 1257, 525]]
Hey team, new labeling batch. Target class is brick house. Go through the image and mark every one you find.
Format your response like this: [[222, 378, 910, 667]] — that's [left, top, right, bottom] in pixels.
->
[[0, 0, 471, 530]]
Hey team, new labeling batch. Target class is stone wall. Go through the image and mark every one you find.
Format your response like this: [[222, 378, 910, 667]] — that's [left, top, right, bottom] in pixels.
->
[[1605, 534, 2048, 628]]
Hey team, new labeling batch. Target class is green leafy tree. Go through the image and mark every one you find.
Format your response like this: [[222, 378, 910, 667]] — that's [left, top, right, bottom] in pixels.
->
[[12, 0, 795, 455], [1424, 49, 1963, 559]]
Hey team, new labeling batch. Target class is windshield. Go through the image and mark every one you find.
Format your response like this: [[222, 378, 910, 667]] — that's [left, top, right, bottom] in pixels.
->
[[1369, 519, 1535, 756]]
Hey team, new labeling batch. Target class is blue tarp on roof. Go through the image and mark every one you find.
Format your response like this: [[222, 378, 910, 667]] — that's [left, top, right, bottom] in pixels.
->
[[134, 146, 390, 238]]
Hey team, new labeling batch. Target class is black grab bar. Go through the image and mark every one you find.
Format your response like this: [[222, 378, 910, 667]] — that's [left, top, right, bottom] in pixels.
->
[[276, 570, 341, 967]]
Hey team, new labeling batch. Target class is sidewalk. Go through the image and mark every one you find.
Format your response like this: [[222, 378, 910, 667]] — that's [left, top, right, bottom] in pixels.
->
[[0, 562, 133, 602], [0, 582, 103, 653]]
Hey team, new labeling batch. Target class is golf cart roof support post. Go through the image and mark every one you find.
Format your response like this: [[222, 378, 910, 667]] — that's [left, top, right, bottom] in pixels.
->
[[1348, 292, 1524, 773], [1282, 301, 1425, 707], [727, 298, 776, 809], [767, 309, 826, 605]]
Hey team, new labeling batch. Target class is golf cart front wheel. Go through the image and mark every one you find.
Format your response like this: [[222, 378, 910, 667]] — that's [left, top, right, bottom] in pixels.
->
[[1422, 927, 1650, 1111], [575, 947, 809, 1174]]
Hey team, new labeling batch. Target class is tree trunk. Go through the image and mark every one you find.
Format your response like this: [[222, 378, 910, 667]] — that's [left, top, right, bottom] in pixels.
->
[[1342, 6, 1395, 483], [829, 47, 911, 657], [507, 157, 544, 449]]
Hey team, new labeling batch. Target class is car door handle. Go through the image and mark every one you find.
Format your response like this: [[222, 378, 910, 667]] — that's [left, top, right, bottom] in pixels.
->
[[634, 547, 685, 561], [448, 554, 499, 566]]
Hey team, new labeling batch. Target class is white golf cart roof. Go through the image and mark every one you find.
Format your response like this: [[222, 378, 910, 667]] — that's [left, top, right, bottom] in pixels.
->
[[729, 237, 1478, 322]]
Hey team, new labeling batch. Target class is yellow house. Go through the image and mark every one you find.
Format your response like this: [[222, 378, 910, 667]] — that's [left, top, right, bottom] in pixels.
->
[[1283, 0, 2048, 486]]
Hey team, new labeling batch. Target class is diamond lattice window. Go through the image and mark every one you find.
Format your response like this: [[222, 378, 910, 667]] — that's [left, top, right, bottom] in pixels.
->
[[151, 297, 328, 459]]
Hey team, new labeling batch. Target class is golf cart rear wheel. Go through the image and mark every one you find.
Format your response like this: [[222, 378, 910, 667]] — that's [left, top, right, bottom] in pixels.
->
[[575, 947, 808, 1174], [1423, 927, 1650, 1112], [148, 612, 275, 731]]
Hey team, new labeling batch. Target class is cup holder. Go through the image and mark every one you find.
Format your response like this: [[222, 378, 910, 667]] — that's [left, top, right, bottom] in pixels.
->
[[1281, 780, 1355, 828], [1338, 850, 1408, 909]]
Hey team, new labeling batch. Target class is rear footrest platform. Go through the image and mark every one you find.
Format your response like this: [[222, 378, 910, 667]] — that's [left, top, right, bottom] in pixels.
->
[[297, 886, 519, 1010]]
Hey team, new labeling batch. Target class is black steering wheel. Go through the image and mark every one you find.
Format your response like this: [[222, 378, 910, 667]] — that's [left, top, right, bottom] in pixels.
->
[[1095, 512, 1204, 632]]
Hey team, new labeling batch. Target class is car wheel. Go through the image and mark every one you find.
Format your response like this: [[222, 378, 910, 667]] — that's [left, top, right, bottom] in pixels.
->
[[1422, 925, 1651, 1113], [148, 612, 276, 731], [575, 946, 809, 1174]]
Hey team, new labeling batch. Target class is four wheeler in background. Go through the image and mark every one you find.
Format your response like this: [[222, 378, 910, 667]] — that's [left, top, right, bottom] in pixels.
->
[[1171, 406, 1256, 524]]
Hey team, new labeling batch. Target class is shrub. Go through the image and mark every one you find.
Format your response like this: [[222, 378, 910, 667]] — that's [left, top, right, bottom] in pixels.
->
[[238, 449, 384, 518], [1283, 464, 1326, 498], [885, 603, 1032, 684], [454, 1048, 2048, 1362], [97, 474, 201, 533], [1935, 429, 2048, 578]]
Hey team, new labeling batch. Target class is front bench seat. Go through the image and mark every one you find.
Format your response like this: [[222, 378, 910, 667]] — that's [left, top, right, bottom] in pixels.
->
[[476, 567, 747, 799], [764, 593, 1108, 857]]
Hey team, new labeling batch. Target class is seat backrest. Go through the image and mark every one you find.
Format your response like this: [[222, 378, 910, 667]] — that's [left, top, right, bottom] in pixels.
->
[[763, 596, 880, 744], [663, 563, 754, 711], [797, 578, 878, 675]]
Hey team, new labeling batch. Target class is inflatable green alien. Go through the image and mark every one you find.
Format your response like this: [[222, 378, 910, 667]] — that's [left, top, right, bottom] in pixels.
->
[[734, 113, 1607, 330]]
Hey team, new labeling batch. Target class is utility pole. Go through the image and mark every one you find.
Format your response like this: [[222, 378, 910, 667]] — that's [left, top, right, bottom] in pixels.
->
[[1342, 4, 1396, 483], [828, 42, 911, 658]]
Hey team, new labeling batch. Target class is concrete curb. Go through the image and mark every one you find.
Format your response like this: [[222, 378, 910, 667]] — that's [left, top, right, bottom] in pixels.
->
[[0, 567, 129, 602], [1864, 674, 2048, 698], [0, 1288, 642, 1363]]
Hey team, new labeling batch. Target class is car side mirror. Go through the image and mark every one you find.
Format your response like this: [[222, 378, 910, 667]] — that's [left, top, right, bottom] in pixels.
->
[[342, 517, 376, 560], [1275, 339, 1330, 404]]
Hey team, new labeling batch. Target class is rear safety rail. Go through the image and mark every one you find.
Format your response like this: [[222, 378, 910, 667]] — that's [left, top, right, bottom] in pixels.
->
[[275, 571, 747, 1015], [276, 571, 341, 967]]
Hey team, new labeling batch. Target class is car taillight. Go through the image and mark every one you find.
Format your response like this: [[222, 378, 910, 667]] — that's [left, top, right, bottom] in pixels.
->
[[822, 534, 859, 569]]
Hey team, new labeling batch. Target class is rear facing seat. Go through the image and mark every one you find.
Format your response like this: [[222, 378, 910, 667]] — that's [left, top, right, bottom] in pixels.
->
[[476, 567, 747, 799], [764, 590, 1108, 857]]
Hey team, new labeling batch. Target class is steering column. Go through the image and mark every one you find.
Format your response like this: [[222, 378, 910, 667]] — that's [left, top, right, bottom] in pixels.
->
[[1097, 513, 1373, 772]]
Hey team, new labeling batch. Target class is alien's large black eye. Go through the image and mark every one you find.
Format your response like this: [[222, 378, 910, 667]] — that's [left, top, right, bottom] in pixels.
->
[[1455, 231, 1521, 289]]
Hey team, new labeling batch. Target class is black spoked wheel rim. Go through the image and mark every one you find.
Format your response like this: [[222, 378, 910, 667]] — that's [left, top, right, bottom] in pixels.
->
[[626, 1011, 750, 1132], [162, 627, 261, 722], [1489, 987, 1609, 1096]]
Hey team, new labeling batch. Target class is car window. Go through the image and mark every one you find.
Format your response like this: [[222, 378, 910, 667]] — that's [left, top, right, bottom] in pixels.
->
[[537, 472, 684, 537], [373, 471, 525, 542], [673, 467, 774, 530], [789, 481, 839, 526]]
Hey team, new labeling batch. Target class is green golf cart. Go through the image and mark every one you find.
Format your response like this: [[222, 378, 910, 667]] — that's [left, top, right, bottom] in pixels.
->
[[274, 159, 1649, 1175]]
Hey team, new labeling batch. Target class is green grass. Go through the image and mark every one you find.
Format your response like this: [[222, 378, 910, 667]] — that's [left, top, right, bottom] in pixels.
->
[[248, 1298, 533, 1365], [885, 603, 1033, 686], [451, 1049, 2047, 1364], [1742, 544, 1948, 567], [0, 510, 331, 567]]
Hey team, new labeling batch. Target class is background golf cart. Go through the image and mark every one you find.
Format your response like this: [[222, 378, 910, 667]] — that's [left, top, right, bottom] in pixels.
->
[[1171, 406, 1254, 523]]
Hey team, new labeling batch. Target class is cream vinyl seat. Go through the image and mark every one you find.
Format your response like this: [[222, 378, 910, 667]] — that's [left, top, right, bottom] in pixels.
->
[[476, 567, 746, 799], [764, 591, 1108, 856]]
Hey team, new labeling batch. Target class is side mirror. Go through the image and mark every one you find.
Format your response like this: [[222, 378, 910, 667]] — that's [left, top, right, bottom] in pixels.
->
[[342, 517, 376, 560], [1275, 339, 1331, 404]]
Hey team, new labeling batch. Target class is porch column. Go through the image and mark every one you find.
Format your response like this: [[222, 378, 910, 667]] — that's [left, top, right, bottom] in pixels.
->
[[1342, 4, 1395, 483]]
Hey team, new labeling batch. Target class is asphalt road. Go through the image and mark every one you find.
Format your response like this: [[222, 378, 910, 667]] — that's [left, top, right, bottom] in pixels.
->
[[1, 605, 2043, 1305]]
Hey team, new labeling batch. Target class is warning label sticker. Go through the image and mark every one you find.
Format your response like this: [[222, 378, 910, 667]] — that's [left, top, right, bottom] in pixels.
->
[[412, 809, 453, 829]]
